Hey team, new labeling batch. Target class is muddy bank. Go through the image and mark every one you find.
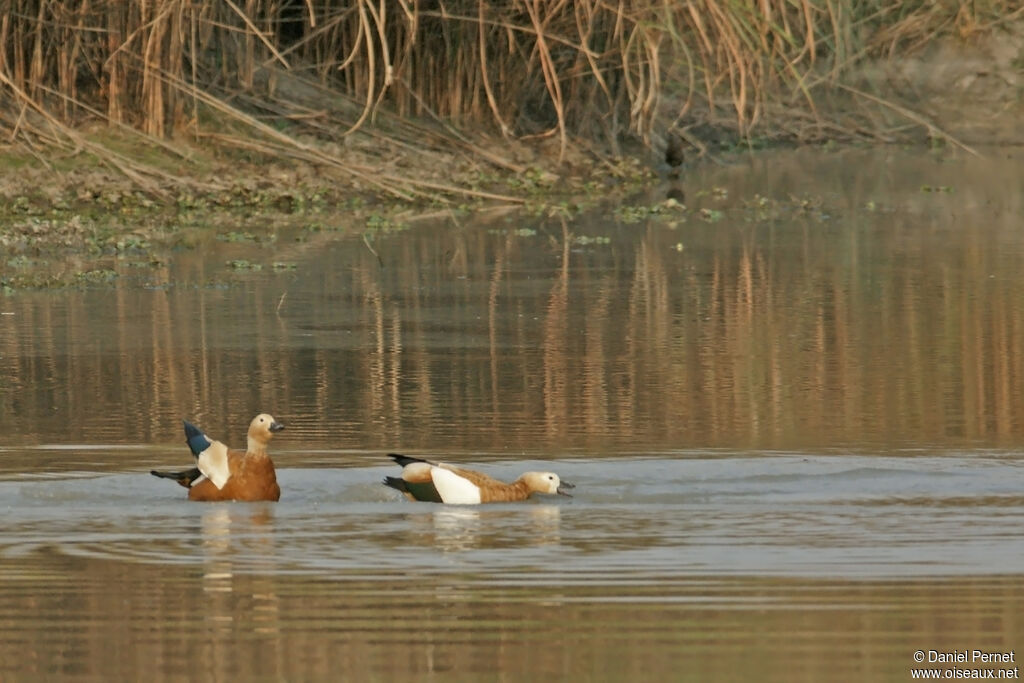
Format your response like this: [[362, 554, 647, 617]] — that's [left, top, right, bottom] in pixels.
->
[[877, 20, 1024, 145], [1, 22, 1022, 292], [0, 132, 661, 291]]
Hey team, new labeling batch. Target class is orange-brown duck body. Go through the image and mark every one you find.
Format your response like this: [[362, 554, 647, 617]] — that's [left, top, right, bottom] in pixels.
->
[[383, 454, 574, 504], [151, 414, 285, 502]]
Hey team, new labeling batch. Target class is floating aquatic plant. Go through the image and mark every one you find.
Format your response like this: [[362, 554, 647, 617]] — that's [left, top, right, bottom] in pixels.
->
[[226, 260, 262, 271]]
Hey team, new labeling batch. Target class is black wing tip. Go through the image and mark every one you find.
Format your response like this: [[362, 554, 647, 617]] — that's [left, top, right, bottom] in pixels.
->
[[388, 453, 428, 467]]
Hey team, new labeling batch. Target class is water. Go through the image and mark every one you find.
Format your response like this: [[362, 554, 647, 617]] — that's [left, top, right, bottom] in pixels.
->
[[1, 147, 1023, 681], [3, 454, 1022, 577]]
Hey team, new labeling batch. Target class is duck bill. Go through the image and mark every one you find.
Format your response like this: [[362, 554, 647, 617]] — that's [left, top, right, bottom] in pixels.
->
[[556, 481, 575, 497], [270, 421, 285, 432]]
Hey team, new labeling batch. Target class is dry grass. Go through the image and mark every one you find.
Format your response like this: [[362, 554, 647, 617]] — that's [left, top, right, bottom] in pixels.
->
[[0, 1, 1012, 197]]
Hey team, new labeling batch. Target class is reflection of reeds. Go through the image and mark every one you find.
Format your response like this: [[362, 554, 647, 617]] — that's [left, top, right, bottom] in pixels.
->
[[3, 153, 1024, 450], [2, 548, 1019, 680], [0, 1, 1003, 184]]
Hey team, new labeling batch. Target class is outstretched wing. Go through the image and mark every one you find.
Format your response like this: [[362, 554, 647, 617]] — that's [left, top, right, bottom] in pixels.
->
[[183, 420, 212, 457], [183, 420, 231, 489], [195, 440, 231, 489]]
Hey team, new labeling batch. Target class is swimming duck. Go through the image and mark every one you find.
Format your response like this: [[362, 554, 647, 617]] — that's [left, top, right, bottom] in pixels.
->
[[383, 454, 574, 504], [151, 414, 285, 502]]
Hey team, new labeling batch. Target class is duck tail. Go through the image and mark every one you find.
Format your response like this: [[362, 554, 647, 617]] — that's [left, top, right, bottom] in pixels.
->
[[151, 467, 203, 488], [382, 476, 409, 493]]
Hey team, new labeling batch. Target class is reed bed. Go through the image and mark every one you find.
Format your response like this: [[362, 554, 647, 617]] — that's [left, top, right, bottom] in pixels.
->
[[0, 1, 1010, 196]]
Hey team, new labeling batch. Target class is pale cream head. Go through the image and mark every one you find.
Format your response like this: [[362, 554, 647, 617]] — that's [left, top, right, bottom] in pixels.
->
[[247, 413, 285, 448], [521, 472, 574, 497]]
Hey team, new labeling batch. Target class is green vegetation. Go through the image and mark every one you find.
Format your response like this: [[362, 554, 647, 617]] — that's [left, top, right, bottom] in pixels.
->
[[226, 260, 262, 271]]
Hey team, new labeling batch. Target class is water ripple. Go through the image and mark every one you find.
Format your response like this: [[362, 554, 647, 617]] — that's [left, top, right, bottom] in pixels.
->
[[0, 454, 1021, 580]]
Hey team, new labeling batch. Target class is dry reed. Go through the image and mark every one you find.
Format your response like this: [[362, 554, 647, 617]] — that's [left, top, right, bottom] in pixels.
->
[[0, 1, 1009, 196]]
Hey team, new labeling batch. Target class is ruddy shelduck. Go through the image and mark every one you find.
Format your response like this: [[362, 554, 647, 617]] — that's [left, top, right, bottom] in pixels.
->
[[151, 414, 285, 502], [383, 454, 574, 504]]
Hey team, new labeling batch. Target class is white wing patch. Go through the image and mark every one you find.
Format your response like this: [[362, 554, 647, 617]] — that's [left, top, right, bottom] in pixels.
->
[[196, 440, 231, 489], [430, 466, 482, 504]]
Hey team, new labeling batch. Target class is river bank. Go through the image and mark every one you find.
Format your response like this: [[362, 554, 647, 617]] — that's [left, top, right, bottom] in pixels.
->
[[1, 16, 1021, 291]]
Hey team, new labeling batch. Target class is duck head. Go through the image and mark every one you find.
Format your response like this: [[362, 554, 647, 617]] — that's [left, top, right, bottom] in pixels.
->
[[247, 413, 284, 451], [521, 471, 574, 497]]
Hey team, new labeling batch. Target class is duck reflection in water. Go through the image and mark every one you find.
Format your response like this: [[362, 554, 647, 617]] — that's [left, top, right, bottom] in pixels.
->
[[199, 506, 277, 586], [395, 505, 563, 552]]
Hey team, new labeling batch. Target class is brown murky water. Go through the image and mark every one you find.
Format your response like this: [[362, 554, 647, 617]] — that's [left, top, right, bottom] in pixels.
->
[[1, 147, 1023, 681]]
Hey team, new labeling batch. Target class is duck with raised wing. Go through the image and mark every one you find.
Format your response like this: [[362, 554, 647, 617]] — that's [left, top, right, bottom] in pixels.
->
[[151, 414, 285, 502], [383, 454, 574, 504]]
